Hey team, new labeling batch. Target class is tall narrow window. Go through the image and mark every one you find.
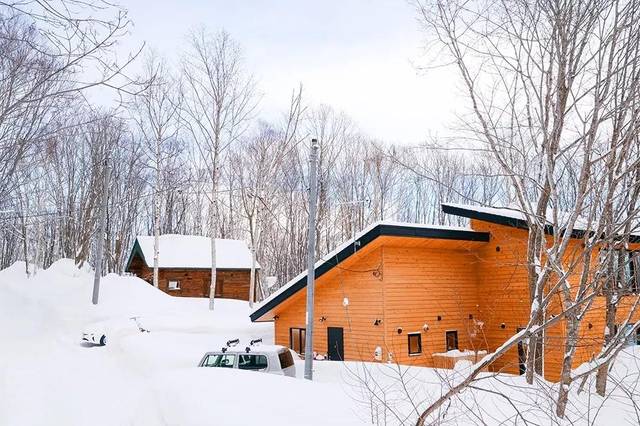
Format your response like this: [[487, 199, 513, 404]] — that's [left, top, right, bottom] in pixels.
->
[[601, 249, 639, 294], [408, 333, 422, 355], [446, 330, 458, 351], [289, 327, 306, 355]]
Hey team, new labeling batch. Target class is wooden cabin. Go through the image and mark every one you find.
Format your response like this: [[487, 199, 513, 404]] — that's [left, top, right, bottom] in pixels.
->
[[250, 204, 640, 382], [126, 235, 259, 301]]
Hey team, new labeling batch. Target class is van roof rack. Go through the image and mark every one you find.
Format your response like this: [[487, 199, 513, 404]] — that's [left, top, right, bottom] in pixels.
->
[[250, 338, 262, 346], [226, 338, 240, 347]]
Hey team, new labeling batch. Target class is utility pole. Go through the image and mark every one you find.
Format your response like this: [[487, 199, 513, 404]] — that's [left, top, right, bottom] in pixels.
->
[[92, 157, 109, 305], [304, 138, 319, 380]]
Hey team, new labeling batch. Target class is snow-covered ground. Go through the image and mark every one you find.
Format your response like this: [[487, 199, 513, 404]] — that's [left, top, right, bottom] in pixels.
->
[[2, 260, 640, 425], [0, 260, 362, 425]]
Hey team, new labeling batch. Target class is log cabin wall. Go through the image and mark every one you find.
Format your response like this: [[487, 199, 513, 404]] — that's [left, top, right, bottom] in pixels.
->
[[468, 220, 532, 376], [268, 222, 640, 382], [468, 219, 640, 382], [381, 243, 483, 366], [127, 253, 254, 301]]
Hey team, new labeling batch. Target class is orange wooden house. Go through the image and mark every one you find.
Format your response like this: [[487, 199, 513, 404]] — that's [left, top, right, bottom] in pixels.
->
[[250, 204, 640, 381]]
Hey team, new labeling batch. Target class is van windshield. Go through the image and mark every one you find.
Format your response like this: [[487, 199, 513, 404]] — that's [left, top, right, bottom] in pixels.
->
[[202, 354, 236, 368]]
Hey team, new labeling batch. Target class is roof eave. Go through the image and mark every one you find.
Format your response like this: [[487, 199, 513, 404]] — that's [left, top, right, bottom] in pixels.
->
[[443, 204, 640, 243]]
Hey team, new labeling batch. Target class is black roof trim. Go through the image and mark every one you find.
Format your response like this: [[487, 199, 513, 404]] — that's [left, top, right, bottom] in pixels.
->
[[442, 204, 530, 230], [442, 204, 640, 244], [250, 224, 490, 322]]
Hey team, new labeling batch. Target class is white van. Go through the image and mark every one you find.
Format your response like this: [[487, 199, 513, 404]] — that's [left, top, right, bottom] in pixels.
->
[[198, 339, 296, 377]]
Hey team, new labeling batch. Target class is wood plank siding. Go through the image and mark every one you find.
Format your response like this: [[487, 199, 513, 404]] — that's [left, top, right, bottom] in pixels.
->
[[127, 252, 255, 301], [271, 236, 489, 366], [256, 217, 640, 383]]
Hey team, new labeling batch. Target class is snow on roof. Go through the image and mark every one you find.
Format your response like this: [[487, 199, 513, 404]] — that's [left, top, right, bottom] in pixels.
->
[[251, 220, 481, 318], [443, 202, 640, 237], [134, 235, 260, 270], [443, 202, 527, 221]]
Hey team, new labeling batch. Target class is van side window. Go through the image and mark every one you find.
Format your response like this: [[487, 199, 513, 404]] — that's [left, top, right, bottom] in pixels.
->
[[238, 354, 268, 370], [203, 354, 236, 368], [278, 350, 294, 369]]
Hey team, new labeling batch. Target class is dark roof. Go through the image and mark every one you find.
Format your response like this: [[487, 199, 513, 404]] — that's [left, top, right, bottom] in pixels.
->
[[250, 222, 490, 322], [124, 239, 145, 272], [442, 203, 640, 244]]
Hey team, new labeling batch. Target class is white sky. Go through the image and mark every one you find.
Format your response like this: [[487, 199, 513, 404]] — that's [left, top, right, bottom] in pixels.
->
[[115, 0, 463, 144]]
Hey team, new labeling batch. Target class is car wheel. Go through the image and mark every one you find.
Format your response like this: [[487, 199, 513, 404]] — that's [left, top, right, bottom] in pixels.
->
[[99, 335, 107, 346]]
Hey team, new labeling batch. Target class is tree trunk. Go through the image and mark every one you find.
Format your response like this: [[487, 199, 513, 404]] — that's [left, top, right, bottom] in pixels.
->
[[249, 232, 256, 307], [209, 170, 218, 311], [597, 253, 619, 396], [525, 305, 543, 384], [153, 138, 162, 288], [596, 294, 617, 395], [209, 209, 217, 310], [556, 316, 579, 417], [21, 210, 29, 276]]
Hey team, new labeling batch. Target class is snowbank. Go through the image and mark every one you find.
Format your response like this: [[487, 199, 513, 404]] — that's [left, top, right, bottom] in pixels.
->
[[0, 259, 364, 426], [152, 368, 362, 426]]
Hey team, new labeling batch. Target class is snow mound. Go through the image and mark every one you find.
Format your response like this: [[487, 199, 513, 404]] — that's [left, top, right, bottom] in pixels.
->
[[0, 261, 28, 280], [45, 258, 88, 277], [152, 368, 364, 426]]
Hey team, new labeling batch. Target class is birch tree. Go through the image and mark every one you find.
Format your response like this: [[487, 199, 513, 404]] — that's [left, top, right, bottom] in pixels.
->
[[409, 0, 640, 421], [233, 87, 304, 305], [181, 28, 257, 310], [130, 53, 182, 288]]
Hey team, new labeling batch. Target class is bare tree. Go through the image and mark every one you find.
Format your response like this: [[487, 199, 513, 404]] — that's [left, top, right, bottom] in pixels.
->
[[407, 0, 640, 421], [181, 28, 257, 310], [233, 86, 304, 305], [129, 52, 182, 288]]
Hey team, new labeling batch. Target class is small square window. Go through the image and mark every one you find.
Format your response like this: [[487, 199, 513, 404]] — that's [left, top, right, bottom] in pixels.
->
[[446, 331, 459, 351], [168, 280, 180, 291], [408, 333, 422, 355]]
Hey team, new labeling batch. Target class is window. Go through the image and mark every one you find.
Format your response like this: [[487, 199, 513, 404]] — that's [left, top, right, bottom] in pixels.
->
[[238, 354, 268, 370], [202, 354, 236, 368], [600, 250, 639, 294], [290, 327, 306, 355], [278, 350, 295, 369], [168, 280, 180, 291], [446, 331, 459, 352], [408, 333, 422, 355]]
